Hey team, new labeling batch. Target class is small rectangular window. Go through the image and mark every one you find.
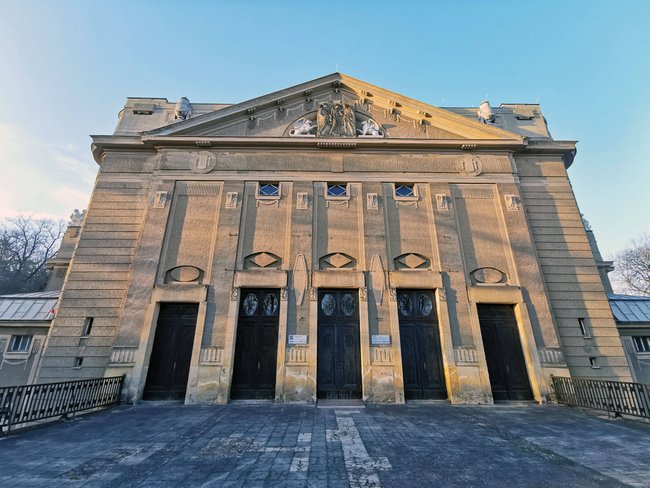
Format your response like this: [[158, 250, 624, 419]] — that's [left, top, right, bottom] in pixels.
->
[[589, 357, 599, 368], [258, 183, 280, 197], [73, 357, 83, 368], [633, 336, 650, 353], [8, 335, 32, 353], [82, 317, 94, 337], [578, 318, 590, 337]]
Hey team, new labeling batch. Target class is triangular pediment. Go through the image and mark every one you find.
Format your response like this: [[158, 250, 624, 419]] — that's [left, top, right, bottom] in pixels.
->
[[143, 73, 523, 142]]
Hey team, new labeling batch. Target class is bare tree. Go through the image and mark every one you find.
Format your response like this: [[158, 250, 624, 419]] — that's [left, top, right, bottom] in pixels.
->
[[613, 234, 650, 296], [0, 216, 65, 295]]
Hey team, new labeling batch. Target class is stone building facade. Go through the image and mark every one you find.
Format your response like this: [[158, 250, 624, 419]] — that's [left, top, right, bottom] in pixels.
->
[[36, 74, 632, 404]]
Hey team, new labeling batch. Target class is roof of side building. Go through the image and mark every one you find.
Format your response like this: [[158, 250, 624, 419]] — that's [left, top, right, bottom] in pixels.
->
[[0, 291, 59, 322], [608, 294, 650, 324]]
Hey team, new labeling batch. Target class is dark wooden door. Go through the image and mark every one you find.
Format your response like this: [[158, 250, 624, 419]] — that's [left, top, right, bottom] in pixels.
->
[[317, 290, 362, 399], [143, 303, 198, 401], [398, 290, 447, 400], [231, 289, 280, 400], [478, 304, 533, 401]]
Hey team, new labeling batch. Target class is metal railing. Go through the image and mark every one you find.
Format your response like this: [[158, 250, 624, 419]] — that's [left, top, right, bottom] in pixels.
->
[[552, 376, 650, 419], [0, 375, 125, 434]]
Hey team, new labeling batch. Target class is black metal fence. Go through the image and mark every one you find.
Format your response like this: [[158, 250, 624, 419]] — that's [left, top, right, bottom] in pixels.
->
[[552, 376, 650, 419], [0, 375, 125, 434]]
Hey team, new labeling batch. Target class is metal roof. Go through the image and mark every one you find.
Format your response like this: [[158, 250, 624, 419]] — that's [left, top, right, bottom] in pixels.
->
[[608, 294, 650, 324], [0, 291, 59, 322]]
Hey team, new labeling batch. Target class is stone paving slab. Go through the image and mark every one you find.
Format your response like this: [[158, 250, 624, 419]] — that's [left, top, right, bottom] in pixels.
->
[[0, 402, 649, 487]]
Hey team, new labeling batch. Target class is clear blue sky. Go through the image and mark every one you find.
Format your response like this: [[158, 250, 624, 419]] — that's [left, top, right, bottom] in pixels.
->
[[0, 0, 648, 258]]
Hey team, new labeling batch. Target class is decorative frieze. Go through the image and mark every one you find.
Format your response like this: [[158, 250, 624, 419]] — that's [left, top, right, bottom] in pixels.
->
[[109, 346, 137, 366], [177, 182, 220, 196], [286, 346, 309, 364], [454, 347, 478, 364], [200, 346, 223, 365], [372, 346, 393, 365], [538, 348, 566, 366]]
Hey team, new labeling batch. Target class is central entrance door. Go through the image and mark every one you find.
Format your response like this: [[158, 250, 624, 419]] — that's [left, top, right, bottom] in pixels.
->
[[143, 303, 198, 401], [317, 289, 362, 399], [398, 290, 447, 400], [478, 304, 533, 401], [231, 289, 280, 400]]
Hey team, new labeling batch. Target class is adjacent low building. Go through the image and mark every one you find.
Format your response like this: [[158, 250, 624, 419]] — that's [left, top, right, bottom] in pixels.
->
[[609, 294, 650, 384], [35, 73, 633, 404], [0, 291, 57, 387]]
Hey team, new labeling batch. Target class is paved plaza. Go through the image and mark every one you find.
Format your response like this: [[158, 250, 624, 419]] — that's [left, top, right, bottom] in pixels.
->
[[1, 402, 649, 487]]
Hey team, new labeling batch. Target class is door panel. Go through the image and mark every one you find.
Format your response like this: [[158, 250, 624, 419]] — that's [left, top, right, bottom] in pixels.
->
[[143, 303, 198, 401], [317, 290, 361, 399], [478, 304, 533, 401], [231, 289, 280, 400], [398, 290, 447, 400]]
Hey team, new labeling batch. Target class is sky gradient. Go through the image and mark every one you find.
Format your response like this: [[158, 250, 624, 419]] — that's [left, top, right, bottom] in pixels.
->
[[1, 0, 648, 260]]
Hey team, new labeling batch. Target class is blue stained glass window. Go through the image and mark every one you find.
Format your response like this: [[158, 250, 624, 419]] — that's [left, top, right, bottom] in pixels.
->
[[395, 184, 414, 197], [327, 184, 347, 197], [259, 183, 279, 196]]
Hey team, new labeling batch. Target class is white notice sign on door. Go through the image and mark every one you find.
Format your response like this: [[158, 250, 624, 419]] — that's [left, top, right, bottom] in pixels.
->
[[288, 335, 308, 345]]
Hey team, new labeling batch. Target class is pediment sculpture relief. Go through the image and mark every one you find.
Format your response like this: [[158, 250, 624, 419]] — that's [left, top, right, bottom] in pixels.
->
[[288, 100, 384, 139]]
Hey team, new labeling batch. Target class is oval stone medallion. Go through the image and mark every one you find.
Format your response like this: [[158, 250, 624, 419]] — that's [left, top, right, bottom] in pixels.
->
[[168, 265, 202, 282]]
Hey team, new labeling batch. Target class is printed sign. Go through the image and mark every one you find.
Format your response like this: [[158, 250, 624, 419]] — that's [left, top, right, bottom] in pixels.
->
[[288, 335, 308, 345], [371, 335, 391, 345]]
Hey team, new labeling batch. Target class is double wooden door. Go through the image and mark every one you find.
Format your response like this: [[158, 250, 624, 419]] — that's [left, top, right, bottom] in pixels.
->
[[231, 289, 280, 400], [398, 290, 447, 400], [317, 290, 362, 399], [143, 303, 198, 401], [478, 304, 533, 401]]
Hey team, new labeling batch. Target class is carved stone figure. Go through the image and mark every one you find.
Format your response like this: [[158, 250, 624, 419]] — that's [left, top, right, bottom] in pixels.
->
[[317, 101, 356, 137], [69, 209, 86, 226], [358, 118, 384, 137], [174, 97, 192, 121], [289, 118, 317, 137]]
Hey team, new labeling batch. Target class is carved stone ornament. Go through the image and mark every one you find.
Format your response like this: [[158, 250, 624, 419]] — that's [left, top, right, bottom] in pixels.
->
[[225, 192, 238, 209], [191, 151, 217, 174], [69, 209, 86, 226], [389, 288, 397, 301], [296, 192, 309, 209], [309, 287, 318, 301], [358, 118, 384, 137], [293, 254, 308, 306], [317, 101, 356, 137], [504, 194, 520, 211], [281, 287, 288, 301], [438, 287, 447, 302], [369, 254, 385, 305], [360, 287, 368, 302], [153, 191, 168, 208], [459, 154, 483, 176], [289, 117, 317, 137], [367, 193, 378, 210], [470, 267, 507, 284], [436, 194, 449, 211], [230, 287, 239, 301]]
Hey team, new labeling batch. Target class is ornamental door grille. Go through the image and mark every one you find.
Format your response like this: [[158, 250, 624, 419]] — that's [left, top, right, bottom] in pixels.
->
[[477, 304, 533, 401], [143, 303, 198, 401], [231, 289, 280, 400], [317, 289, 362, 400], [397, 290, 448, 400]]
